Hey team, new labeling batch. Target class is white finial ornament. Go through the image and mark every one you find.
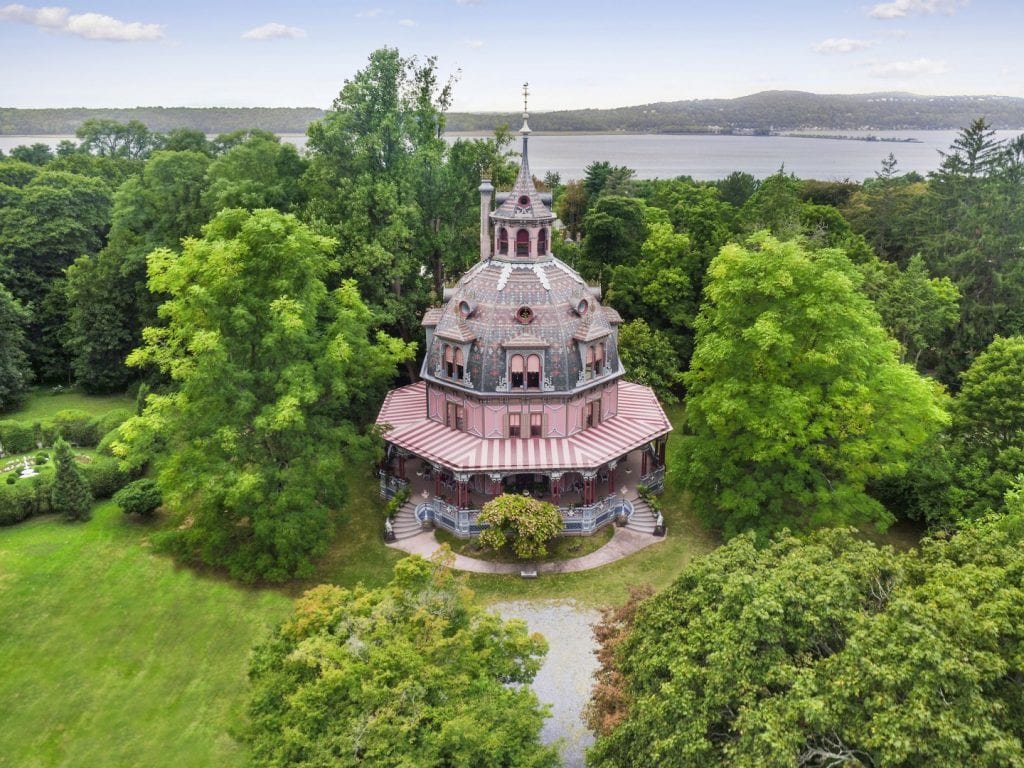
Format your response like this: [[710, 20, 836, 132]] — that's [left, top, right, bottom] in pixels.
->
[[520, 82, 531, 135]]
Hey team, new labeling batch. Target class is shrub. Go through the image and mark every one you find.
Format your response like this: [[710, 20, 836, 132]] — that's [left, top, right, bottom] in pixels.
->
[[80, 455, 132, 499], [113, 479, 162, 517], [34, 452, 48, 465], [0, 420, 35, 454], [478, 494, 564, 560], [0, 474, 53, 525], [90, 409, 132, 442], [51, 409, 98, 446]]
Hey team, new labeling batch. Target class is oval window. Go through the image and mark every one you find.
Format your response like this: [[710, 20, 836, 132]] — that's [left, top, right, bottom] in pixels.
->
[[459, 300, 472, 318], [576, 299, 589, 316], [516, 306, 534, 324], [518, 194, 531, 207]]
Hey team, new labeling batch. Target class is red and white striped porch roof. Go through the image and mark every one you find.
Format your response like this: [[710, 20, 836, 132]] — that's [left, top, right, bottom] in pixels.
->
[[375, 381, 671, 473]]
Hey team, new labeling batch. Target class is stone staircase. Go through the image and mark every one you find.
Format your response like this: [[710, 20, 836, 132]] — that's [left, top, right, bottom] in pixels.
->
[[625, 497, 660, 535], [389, 500, 424, 541]]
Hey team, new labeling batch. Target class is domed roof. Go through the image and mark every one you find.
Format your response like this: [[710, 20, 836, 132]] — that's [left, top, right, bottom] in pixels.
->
[[423, 254, 621, 394]]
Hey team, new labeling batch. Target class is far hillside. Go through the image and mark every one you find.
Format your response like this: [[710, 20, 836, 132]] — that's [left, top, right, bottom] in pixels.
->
[[4, 92, 1024, 136]]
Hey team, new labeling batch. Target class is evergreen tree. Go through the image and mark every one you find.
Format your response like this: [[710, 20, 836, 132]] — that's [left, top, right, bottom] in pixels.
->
[[51, 437, 93, 521]]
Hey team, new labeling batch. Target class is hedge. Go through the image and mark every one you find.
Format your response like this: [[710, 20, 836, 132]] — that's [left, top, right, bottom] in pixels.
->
[[0, 475, 54, 526]]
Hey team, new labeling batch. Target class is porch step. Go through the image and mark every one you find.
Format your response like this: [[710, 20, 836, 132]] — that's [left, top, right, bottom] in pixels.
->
[[626, 498, 660, 535], [389, 500, 424, 541]]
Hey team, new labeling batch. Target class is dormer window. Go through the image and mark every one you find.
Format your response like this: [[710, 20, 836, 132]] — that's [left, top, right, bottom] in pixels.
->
[[585, 399, 601, 429], [595, 342, 605, 375], [454, 348, 464, 380], [516, 229, 530, 257], [499, 227, 509, 255], [585, 346, 595, 380], [445, 345, 454, 377]]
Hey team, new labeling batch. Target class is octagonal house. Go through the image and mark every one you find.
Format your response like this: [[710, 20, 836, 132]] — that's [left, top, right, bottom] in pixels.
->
[[376, 108, 670, 537]]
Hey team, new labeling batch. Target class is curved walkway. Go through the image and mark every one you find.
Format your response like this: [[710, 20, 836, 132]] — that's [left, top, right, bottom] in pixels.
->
[[386, 526, 666, 574]]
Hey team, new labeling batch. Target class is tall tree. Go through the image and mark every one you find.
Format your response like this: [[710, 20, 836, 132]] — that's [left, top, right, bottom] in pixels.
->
[[0, 282, 32, 411], [246, 555, 559, 768], [589, 519, 1024, 768], [579, 195, 648, 289], [115, 208, 414, 581], [51, 437, 93, 521], [678, 234, 948, 536], [203, 133, 307, 213]]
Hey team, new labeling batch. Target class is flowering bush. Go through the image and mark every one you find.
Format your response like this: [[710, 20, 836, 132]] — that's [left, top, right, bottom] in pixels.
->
[[478, 494, 563, 560]]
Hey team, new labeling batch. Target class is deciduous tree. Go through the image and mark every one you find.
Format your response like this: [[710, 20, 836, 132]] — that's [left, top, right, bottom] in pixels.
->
[[0, 282, 32, 411], [478, 494, 563, 560], [246, 555, 559, 768]]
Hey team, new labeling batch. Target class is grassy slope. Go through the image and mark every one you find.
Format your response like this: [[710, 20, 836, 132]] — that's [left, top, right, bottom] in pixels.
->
[[0, 502, 293, 768], [2, 390, 135, 421]]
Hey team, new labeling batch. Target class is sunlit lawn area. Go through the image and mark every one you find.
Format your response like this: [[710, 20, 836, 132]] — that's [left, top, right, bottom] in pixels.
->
[[1, 389, 135, 421]]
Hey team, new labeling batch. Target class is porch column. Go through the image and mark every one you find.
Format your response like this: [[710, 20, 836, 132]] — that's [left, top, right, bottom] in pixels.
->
[[397, 452, 406, 480], [489, 473, 502, 497], [582, 470, 598, 505], [434, 465, 441, 499], [455, 472, 470, 509], [607, 460, 618, 497], [641, 448, 649, 476], [550, 472, 563, 503], [657, 439, 666, 466]]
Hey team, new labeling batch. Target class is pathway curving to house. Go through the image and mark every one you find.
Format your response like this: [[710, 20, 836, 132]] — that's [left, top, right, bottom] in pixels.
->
[[386, 497, 666, 574]]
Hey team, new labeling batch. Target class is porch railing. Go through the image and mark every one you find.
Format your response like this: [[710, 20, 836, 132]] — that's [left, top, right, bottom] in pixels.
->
[[378, 472, 409, 500], [639, 466, 666, 493], [420, 494, 634, 539]]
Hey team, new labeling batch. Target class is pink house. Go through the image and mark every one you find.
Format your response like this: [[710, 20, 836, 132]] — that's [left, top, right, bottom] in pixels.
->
[[377, 100, 670, 536]]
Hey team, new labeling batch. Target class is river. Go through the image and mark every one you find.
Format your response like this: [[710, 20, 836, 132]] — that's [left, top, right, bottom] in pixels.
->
[[3, 129, 1021, 182]]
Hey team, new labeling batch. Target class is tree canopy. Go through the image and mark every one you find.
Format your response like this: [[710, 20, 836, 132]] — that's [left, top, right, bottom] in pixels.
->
[[678, 234, 948, 536], [246, 554, 559, 768], [115, 208, 414, 581], [589, 517, 1024, 768]]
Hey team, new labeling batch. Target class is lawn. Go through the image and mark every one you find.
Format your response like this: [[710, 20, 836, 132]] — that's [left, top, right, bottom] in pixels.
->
[[2, 389, 135, 421], [0, 503, 293, 768]]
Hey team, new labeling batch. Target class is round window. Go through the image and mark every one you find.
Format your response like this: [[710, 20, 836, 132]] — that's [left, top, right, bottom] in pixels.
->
[[518, 195, 531, 206], [516, 306, 534, 324], [576, 299, 589, 316], [459, 300, 472, 318]]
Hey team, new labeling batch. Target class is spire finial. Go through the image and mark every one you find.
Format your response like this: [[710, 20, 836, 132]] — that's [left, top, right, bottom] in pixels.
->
[[519, 82, 532, 136]]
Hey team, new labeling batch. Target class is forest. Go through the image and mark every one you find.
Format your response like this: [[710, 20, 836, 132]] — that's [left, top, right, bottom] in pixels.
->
[[3, 46, 1024, 766]]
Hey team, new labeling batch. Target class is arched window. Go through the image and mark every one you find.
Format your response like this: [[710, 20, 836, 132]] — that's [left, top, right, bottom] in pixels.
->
[[516, 229, 530, 257], [444, 345, 454, 377], [585, 346, 595, 379], [595, 342, 605, 375], [537, 228, 548, 256], [527, 354, 541, 389], [510, 355, 525, 388], [498, 227, 509, 255], [454, 348, 464, 380]]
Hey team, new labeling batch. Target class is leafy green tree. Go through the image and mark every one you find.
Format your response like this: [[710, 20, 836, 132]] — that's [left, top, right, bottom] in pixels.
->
[[246, 555, 559, 768], [51, 437, 92, 521], [0, 169, 113, 381], [616, 319, 683, 404], [155, 128, 214, 155], [0, 282, 32, 411], [859, 253, 961, 368], [76, 118, 154, 160], [8, 143, 54, 166], [478, 494, 563, 560], [203, 133, 307, 213], [63, 150, 212, 391], [948, 335, 1024, 517], [739, 168, 804, 237], [678, 234, 948, 536], [714, 170, 759, 208], [115, 208, 414, 581], [554, 179, 588, 241], [112, 478, 162, 517], [589, 520, 1024, 768], [843, 157, 929, 266], [583, 160, 636, 200], [580, 195, 648, 289]]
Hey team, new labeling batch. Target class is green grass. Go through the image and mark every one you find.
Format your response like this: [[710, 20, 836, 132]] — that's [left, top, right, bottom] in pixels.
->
[[2, 389, 135, 421], [0, 503, 293, 768]]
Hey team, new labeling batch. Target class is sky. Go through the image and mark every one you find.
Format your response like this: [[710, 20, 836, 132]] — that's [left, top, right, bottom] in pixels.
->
[[1, 0, 1022, 111]]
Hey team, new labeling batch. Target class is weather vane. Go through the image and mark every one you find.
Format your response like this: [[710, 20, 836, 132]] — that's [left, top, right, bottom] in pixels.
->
[[522, 82, 529, 114]]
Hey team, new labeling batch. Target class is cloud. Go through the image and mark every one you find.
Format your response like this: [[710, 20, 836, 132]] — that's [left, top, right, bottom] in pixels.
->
[[0, 4, 163, 41], [812, 37, 874, 54], [456, 0, 483, 5], [242, 22, 306, 40], [465, 39, 484, 48], [356, 8, 384, 17], [868, 57, 948, 77], [868, 0, 966, 19], [398, 18, 416, 27]]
